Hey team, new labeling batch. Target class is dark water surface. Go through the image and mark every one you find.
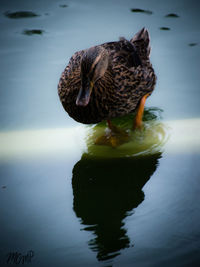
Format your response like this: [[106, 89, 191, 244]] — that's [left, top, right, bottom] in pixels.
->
[[1, 0, 200, 266]]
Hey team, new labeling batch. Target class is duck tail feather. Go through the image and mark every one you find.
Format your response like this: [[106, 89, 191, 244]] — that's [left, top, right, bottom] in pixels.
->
[[130, 27, 151, 58]]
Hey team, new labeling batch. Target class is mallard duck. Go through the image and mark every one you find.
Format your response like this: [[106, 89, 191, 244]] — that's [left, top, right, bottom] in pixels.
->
[[58, 28, 156, 135]]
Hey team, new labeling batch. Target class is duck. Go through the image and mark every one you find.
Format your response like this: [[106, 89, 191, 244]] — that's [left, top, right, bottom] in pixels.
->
[[58, 28, 156, 144]]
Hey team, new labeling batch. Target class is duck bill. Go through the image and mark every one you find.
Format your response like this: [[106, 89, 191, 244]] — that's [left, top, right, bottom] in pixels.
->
[[76, 80, 93, 107]]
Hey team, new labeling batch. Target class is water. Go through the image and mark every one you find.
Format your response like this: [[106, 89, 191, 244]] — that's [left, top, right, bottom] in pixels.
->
[[0, 0, 200, 266]]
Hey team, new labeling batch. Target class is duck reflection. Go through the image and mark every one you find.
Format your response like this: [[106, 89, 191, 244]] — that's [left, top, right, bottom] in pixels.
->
[[72, 152, 161, 261]]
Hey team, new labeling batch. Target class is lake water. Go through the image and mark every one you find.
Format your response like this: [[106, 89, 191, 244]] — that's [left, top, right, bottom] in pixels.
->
[[0, 0, 200, 266]]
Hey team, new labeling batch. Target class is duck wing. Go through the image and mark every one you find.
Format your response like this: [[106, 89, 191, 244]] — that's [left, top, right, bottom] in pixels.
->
[[101, 38, 141, 70], [101, 29, 155, 101], [110, 27, 151, 69], [58, 50, 84, 104]]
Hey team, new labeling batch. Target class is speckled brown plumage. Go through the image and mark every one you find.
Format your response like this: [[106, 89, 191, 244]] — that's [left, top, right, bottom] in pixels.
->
[[58, 28, 156, 124]]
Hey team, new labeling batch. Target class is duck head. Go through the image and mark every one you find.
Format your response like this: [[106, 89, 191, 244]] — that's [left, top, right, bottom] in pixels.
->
[[76, 46, 109, 107]]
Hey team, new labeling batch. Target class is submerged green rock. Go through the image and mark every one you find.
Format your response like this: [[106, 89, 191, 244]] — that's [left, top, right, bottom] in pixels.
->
[[23, 29, 44, 36], [130, 8, 153, 15], [159, 27, 171, 31], [84, 108, 169, 159], [4, 11, 39, 19], [165, 13, 179, 18], [188, 43, 198, 47]]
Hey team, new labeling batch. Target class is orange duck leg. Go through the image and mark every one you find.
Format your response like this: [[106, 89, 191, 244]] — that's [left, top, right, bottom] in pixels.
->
[[133, 93, 150, 129]]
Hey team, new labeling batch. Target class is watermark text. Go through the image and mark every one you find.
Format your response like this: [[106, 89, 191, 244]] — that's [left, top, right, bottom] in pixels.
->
[[6, 250, 34, 264]]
